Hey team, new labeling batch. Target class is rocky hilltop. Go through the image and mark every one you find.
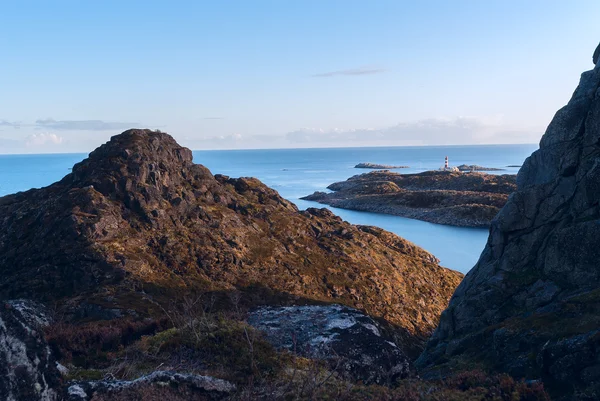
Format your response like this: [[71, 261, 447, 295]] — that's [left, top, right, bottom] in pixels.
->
[[0, 129, 461, 346], [416, 43, 600, 399], [302, 170, 516, 227]]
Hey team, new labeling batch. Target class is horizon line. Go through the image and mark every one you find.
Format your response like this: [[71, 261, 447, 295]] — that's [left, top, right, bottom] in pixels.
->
[[0, 142, 539, 156]]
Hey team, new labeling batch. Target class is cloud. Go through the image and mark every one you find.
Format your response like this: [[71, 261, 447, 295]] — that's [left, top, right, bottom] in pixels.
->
[[0, 120, 17, 127], [202, 117, 224, 120], [186, 117, 541, 150], [311, 67, 385, 78], [25, 133, 64, 147], [35, 118, 138, 131], [283, 118, 542, 146]]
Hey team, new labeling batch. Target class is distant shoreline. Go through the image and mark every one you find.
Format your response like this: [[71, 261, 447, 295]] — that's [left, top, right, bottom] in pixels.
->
[[302, 170, 517, 228]]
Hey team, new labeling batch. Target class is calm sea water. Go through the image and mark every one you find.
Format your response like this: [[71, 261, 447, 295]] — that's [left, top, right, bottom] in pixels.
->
[[0, 144, 538, 273]]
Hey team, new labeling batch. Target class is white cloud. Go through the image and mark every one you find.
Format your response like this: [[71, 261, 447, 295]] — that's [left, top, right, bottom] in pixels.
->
[[184, 117, 542, 150], [25, 133, 64, 147]]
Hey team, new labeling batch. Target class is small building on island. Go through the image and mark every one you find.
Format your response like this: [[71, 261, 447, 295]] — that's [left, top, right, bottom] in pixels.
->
[[439, 156, 459, 172]]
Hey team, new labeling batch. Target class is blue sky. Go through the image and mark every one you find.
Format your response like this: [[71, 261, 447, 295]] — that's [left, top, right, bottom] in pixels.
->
[[1, 0, 599, 153]]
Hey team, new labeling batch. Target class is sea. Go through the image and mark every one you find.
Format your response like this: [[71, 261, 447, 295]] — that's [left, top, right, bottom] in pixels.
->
[[0, 144, 538, 274]]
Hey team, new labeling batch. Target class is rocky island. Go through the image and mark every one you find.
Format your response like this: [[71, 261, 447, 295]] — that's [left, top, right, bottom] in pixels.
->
[[456, 164, 505, 171], [355, 162, 409, 169], [302, 170, 516, 227]]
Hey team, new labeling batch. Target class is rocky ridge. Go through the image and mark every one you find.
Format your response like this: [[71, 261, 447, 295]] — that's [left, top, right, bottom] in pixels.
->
[[0, 129, 462, 347], [302, 170, 516, 227], [416, 42, 600, 400]]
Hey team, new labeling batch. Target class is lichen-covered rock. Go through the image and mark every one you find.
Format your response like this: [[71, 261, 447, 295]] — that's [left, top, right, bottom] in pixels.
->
[[0, 129, 462, 351], [248, 304, 410, 384], [67, 371, 234, 400], [416, 42, 600, 399], [0, 300, 60, 401]]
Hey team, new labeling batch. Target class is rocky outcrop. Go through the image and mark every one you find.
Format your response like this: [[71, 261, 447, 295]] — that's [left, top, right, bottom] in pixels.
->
[[416, 43, 600, 399], [67, 371, 234, 400], [248, 304, 410, 385], [0, 300, 60, 401], [302, 170, 516, 227], [0, 129, 462, 350], [456, 164, 504, 172], [355, 163, 409, 169]]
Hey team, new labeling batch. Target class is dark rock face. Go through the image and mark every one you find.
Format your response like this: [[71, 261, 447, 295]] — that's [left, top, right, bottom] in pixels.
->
[[302, 170, 516, 227], [0, 300, 61, 401], [416, 43, 600, 399], [0, 129, 462, 348], [248, 304, 410, 385], [67, 371, 234, 400]]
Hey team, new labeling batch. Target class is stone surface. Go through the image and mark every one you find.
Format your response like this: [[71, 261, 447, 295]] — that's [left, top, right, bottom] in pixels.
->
[[302, 170, 515, 227], [416, 42, 600, 399], [67, 371, 234, 400], [0, 129, 462, 350], [0, 300, 60, 401], [248, 304, 410, 384]]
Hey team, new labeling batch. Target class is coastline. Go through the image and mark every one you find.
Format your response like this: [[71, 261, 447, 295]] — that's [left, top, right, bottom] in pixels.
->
[[302, 170, 516, 228]]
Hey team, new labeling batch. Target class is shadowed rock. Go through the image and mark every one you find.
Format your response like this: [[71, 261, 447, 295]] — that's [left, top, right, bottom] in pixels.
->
[[416, 42, 600, 399]]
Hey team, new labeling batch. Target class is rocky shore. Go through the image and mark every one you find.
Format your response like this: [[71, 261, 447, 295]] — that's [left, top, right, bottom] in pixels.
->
[[456, 164, 505, 172], [302, 170, 516, 227]]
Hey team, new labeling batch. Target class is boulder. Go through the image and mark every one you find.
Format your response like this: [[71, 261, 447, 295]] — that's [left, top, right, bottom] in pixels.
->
[[247, 304, 410, 384]]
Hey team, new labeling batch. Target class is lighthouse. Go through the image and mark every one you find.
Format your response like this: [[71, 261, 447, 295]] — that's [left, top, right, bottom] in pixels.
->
[[444, 156, 449, 169]]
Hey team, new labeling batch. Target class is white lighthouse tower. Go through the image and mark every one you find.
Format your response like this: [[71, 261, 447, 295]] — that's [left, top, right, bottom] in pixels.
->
[[444, 156, 449, 169]]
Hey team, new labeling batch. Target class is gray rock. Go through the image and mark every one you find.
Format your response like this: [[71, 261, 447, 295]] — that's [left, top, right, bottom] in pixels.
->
[[417, 41, 600, 399], [0, 300, 60, 401], [67, 371, 235, 400], [247, 304, 410, 385]]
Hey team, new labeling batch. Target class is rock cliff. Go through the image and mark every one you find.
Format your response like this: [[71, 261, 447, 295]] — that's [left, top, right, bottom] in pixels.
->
[[0, 129, 461, 349], [416, 43, 600, 399]]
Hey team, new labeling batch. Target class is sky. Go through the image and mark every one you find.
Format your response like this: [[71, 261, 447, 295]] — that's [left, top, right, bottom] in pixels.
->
[[1, 0, 600, 154]]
